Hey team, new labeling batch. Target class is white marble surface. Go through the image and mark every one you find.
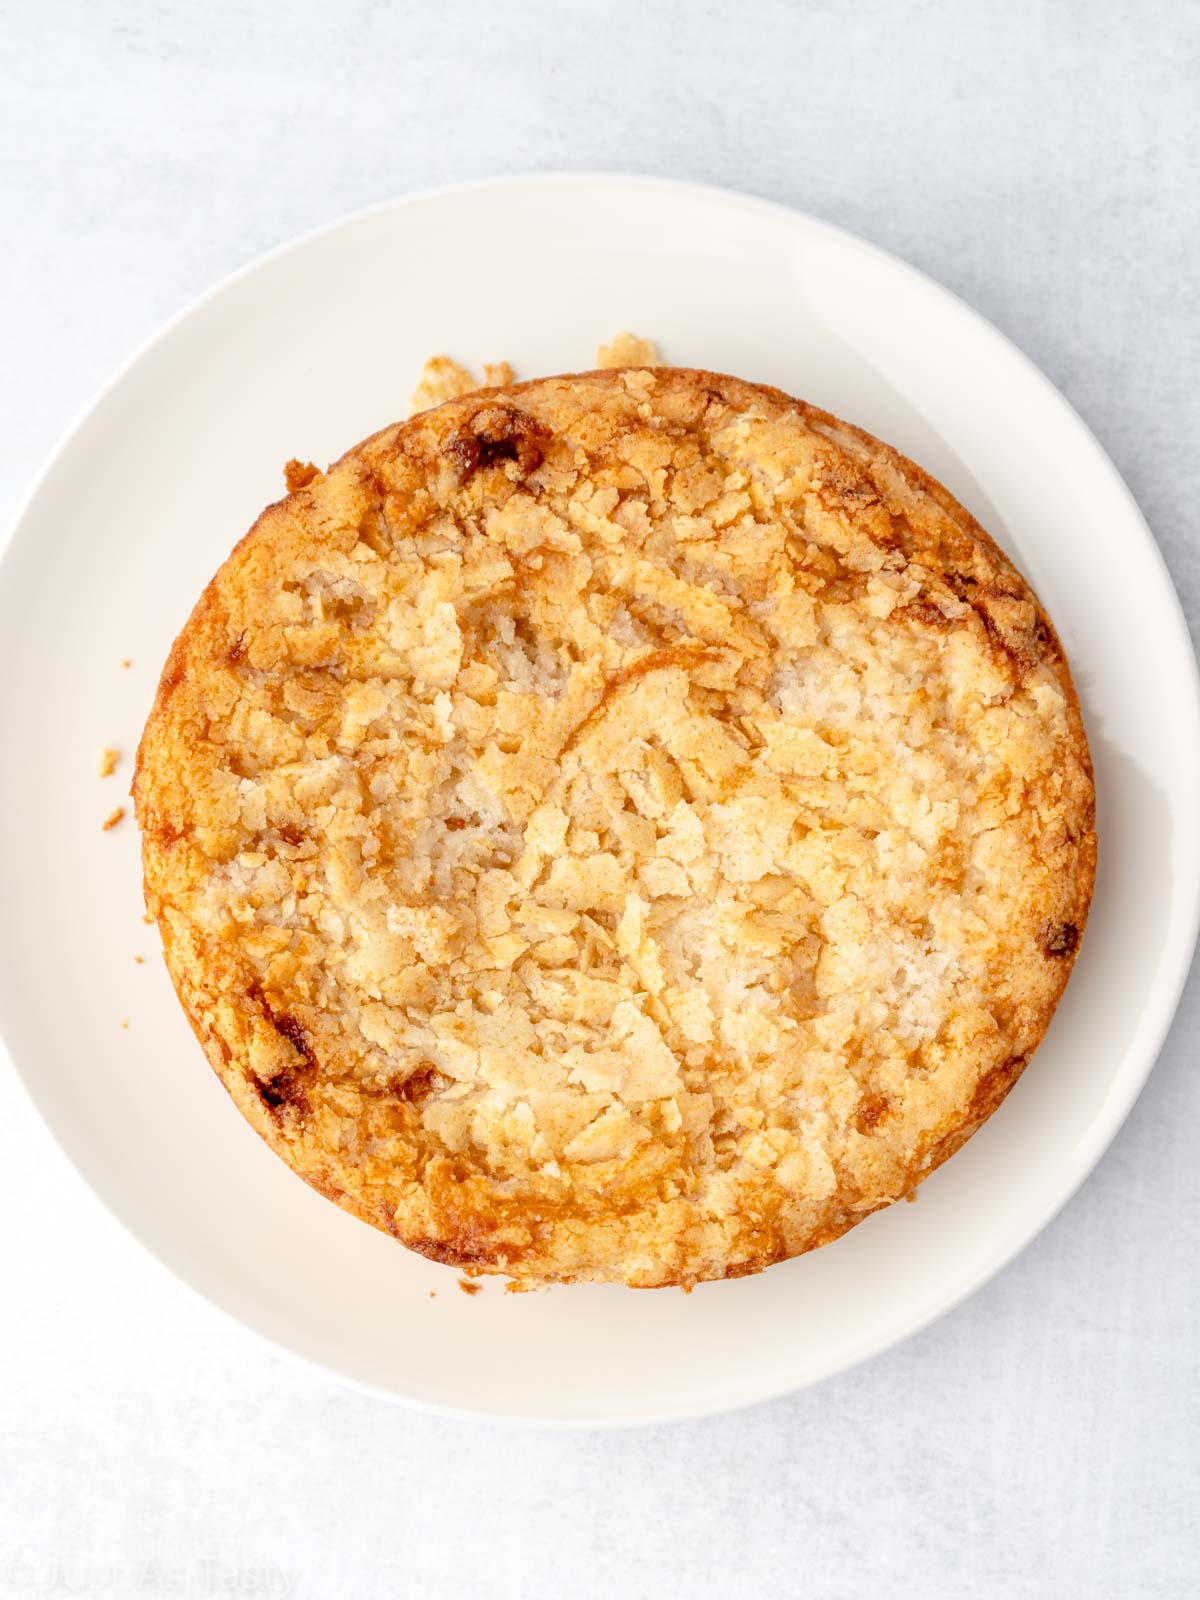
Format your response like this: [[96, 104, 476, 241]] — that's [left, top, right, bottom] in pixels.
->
[[2, 3, 1198, 1595]]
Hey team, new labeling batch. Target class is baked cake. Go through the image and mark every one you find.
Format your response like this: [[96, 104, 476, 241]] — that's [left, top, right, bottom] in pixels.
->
[[134, 367, 1095, 1286]]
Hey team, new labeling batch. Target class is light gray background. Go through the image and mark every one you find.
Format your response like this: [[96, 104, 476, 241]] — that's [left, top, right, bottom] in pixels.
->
[[2, 3, 1197, 1596]]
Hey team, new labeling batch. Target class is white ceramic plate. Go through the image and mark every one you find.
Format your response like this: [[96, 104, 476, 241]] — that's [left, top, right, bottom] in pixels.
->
[[1, 175, 1197, 1426]]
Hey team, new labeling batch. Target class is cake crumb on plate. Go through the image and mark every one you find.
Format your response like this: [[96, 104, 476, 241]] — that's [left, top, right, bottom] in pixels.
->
[[410, 355, 484, 416], [596, 331, 661, 368]]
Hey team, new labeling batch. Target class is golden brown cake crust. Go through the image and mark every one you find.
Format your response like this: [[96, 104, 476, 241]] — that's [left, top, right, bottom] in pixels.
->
[[134, 368, 1096, 1286]]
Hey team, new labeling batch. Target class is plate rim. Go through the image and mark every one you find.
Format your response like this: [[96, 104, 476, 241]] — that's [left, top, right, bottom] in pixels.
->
[[2, 171, 1198, 1427]]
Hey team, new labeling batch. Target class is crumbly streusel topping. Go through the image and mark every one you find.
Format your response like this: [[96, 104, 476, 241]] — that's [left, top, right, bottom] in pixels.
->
[[135, 368, 1094, 1285]]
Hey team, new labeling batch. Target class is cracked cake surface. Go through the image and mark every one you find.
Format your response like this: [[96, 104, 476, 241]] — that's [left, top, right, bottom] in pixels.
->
[[134, 367, 1096, 1286]]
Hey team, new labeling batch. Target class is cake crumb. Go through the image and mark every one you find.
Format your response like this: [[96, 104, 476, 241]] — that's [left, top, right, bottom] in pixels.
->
[[284, 458, 321, 492], [457, 1277, 482, 1296], [102, 806, 125, 831], [120, 1020, 129, 1030], [120, 659, 131, 669], [98, 746, 119, 778], [596, 331, 661, 368], [482, 361, 515, 388], [135, 955, 145, 965], [410, 355, 481, 416]]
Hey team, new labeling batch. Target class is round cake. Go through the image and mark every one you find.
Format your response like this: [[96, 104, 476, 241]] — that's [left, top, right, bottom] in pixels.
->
[[134, 368, 1096, 1287]]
